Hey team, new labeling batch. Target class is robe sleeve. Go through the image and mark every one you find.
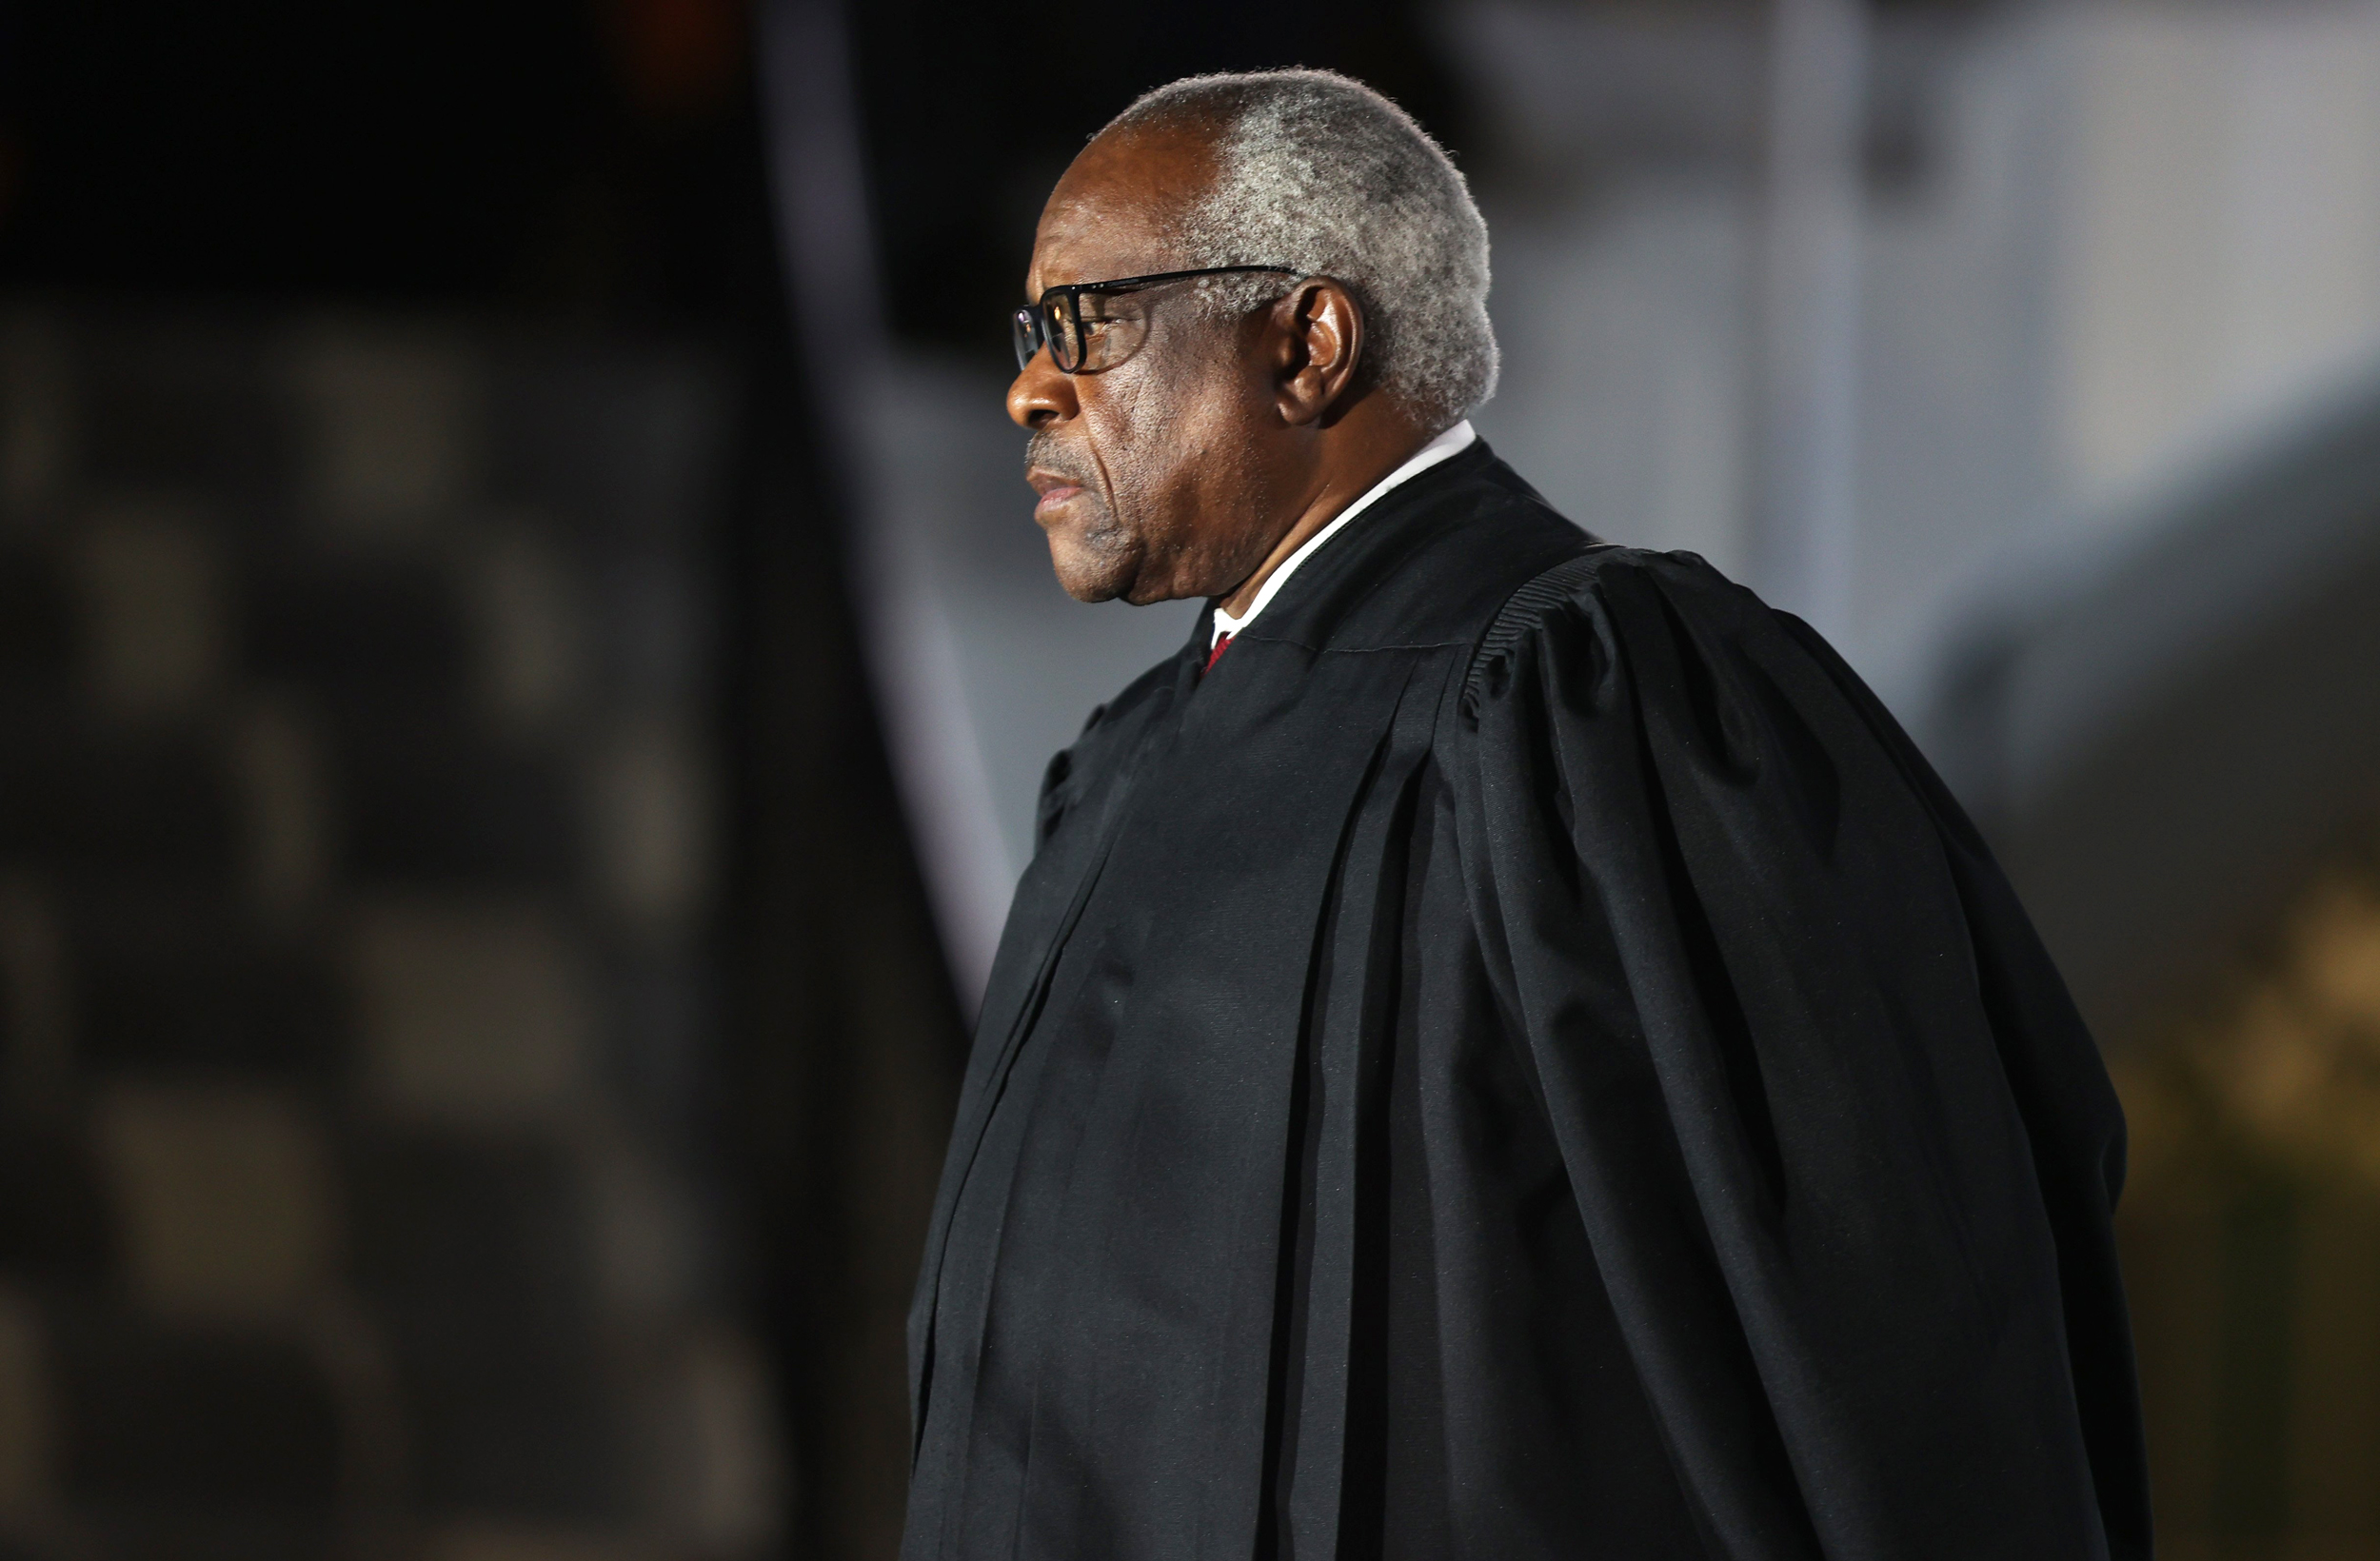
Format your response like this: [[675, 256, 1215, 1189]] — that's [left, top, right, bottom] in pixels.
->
[[1449, 548, 2151, 1561]]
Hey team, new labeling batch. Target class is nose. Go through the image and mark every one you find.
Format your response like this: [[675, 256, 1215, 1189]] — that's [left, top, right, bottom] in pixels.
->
[[1007, 347, 1078, 430]]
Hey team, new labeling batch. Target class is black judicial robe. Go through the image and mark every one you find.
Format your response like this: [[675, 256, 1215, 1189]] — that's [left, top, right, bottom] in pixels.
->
[[903, 442, 2151, 1561]]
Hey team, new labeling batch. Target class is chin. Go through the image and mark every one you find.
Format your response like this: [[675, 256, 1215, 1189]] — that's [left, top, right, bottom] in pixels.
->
[[1045, 529, 1140, 604]]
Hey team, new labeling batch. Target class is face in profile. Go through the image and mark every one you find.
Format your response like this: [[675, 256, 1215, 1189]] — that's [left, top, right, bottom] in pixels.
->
[[1008, 132, 1285, 606]]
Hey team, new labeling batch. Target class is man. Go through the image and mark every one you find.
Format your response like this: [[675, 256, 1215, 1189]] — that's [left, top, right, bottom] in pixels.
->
[[905, 69, 2150, 1561]]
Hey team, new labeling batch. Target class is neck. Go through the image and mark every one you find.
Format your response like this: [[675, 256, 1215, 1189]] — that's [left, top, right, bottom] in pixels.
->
[[1218, 405, 1436, 618]]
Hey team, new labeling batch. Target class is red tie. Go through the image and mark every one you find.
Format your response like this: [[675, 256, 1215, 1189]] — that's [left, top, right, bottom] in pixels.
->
[[1202, 633, 1232, 676]]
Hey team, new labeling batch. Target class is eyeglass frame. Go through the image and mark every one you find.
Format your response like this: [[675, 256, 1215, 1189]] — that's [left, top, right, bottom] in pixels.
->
[[1012, 265, 1299, 374]]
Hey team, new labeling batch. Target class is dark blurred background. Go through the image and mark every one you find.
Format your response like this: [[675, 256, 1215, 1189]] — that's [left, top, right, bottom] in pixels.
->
[[4, 1, 2380, 1558]]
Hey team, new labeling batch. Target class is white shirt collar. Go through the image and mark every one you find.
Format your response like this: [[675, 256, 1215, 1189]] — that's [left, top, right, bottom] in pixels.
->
[[1210, 420, 1478, 647]]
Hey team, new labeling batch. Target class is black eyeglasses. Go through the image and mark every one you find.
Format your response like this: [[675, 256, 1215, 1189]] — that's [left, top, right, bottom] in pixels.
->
[[1012, 265, 1298, 374]]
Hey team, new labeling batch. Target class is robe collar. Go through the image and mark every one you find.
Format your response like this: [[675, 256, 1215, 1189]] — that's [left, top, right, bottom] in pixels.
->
[[1208, 420, 1478, 648], [1200, 434, 1507, 660]]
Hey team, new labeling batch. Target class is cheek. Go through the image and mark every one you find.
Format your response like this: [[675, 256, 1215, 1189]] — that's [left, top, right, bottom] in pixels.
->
[[1084, 369, 1176, 477], [1086, 365, 1238, 528]]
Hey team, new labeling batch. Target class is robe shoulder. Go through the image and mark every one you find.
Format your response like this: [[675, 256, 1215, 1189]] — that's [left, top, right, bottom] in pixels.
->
[[1443, 543, 2154, 1559], [1459, 544, 1747, 718]]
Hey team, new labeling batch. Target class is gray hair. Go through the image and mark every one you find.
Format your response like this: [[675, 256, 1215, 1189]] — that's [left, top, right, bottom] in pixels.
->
[[1102, 69, 1498, 430]]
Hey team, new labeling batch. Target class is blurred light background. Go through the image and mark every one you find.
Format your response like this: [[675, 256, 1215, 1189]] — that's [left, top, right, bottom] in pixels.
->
[[2, 0, 2379, 1557]]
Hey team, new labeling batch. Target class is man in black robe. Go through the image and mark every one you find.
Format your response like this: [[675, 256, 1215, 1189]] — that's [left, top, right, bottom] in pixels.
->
[[904, 69, 2150, 1561]]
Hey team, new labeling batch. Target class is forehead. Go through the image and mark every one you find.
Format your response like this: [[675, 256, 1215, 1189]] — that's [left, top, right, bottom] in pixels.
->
[[1025, 125, 1216, 297]]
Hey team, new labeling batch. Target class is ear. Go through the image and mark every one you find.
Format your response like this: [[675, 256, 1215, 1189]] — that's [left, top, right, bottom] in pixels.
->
[[1269, 279, 1364, 428]]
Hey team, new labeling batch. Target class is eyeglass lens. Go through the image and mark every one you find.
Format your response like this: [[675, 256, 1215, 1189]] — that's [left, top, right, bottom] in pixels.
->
[[1013, 290, 1161, 374], [1013, 299, 1084, 373], [1047, 299, 1081, 372], [1012, 307, 1041, 372]]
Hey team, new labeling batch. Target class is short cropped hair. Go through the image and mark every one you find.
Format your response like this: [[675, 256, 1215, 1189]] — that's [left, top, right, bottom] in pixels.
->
[[1102, 69, 1498, 431]]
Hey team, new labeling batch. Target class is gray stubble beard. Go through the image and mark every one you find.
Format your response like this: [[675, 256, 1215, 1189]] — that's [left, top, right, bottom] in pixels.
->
[[1025, 426, 1138, 603]]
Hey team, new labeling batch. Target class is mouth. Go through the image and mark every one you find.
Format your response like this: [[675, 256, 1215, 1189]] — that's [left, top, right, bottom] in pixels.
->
[[1027, 466, 1088, 517]]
